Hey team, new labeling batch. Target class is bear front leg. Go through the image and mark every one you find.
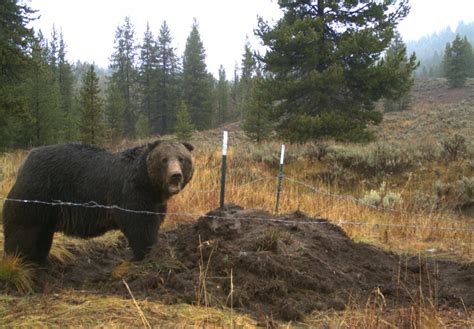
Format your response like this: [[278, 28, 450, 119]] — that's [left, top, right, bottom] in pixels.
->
[[118, 214, 161, 261], [4, 223, 54, 265]]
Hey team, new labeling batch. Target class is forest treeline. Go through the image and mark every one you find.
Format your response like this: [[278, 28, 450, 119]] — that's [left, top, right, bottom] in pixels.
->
[[409, 21, 474, 77], [1, 4, 246, 148], [4, 0, 468, 148]]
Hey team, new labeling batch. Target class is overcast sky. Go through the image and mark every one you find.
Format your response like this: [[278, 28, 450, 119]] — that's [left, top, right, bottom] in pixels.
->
[[28, 0, 474, 77]]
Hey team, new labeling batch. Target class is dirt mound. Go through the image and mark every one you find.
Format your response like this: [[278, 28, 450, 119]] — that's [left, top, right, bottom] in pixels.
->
[[37, 205, 473, 321]]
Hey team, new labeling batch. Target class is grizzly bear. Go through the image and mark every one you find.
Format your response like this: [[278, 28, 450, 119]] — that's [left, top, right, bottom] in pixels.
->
[[2, 140, 194, 264]]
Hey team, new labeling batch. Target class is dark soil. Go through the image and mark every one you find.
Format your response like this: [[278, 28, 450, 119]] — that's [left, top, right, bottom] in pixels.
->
[[34, 205, 474, 321]]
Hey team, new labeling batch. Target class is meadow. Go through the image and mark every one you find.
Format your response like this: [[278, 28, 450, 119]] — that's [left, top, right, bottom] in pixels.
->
[[0, 78, 473, 327]]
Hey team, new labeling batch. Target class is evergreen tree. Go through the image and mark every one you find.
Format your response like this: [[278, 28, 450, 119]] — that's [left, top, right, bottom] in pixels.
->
[[216, 65, 229, 125], [182, 19, 213, 130], [383, 32, 419, 112], [239, 39, 256, 120], [79, 65, 104, 144], [138, 22, 157, 135], [256, 0, 412, 142], [108, 16, 139, 138], [0, 0, 35, 147], [174, 102, 195, 141], [228, 64, 240, 121], [242, 70, 273, 142], [24, 31, 61, 145], [105, 80, 125, 144], [156, 20, 181, 134], [443, 34, 474, 88], [48, 25, 59, 80], [57, 30, 76, 140]]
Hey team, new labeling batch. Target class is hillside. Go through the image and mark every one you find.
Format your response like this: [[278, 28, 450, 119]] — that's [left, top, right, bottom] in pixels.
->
[[377, 78, 474, 142]]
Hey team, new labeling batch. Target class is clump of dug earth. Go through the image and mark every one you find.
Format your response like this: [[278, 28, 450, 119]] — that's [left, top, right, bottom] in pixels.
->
[[35, 205, 474, 321]]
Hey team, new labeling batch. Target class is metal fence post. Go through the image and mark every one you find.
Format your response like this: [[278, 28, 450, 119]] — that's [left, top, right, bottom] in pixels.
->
[[220, 131, 228, 209], [275, 144, 285, 212]]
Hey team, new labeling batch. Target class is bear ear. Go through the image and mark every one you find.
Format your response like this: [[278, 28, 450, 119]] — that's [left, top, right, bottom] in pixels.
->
[[147, 140, 162, 150], [182, 142, 194, 152]]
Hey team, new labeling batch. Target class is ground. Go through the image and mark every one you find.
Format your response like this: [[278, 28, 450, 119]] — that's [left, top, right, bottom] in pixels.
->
[[6, 205, 467, 324]]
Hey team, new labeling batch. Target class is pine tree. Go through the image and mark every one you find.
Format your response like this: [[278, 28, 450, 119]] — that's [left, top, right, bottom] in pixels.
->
[[443, 34, 474, 88], [217, 65, 229, 125], [182, 19, 213, 130], [57, 30, 76, 140], [229, 64, 240, 121], [242, 70, 273, 142], [383, 32, 419, 112], [79, 65, 104, 145], [0, 0, 35, 147], [239, 39, 256, 120], [174, 102, 195, 141], [256, 0, 413, 142], [48, 25, 59, 80], [108, 16, 139, 138], [156, 20, 181, 134], [24, 31, 61, 146], [105, 80, 125, 144], [138, 22, 157, 136]]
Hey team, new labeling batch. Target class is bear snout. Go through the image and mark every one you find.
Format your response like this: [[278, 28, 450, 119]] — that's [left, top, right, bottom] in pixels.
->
[[170, 172, 183, 183], [167, 167, 184, 194]]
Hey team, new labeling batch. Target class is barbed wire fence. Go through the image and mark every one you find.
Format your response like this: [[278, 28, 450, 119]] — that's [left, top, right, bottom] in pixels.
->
[[1, 131, 473, 242], [1, 174, 473, 233]]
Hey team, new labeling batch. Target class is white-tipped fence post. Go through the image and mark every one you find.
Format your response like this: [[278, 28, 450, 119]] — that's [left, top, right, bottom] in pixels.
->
[[220, 131, 228, 209], [275, 144, 285, 212]]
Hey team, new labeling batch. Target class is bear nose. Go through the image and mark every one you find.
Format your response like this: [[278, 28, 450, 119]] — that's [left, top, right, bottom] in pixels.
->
[[170, 172, 183, 182]]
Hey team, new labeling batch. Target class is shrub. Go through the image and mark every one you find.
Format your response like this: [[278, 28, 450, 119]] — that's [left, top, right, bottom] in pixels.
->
[[383, 93, 411, 112], [440, 134, 467, 161], [361, 182, 403, 209], [434, 176, 474, 209], [234, 142, 302, 167], [361, 189, 382, 207], [305, 142, 330, 162], [468, 160, 474, 171], [454, 176, 474, 206], [382, 192, 403, 208], [327, 142, 419, 178], [412, 192, 438, 211]]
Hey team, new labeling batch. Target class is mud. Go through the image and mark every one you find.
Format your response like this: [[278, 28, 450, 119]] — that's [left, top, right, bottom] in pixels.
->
[[31, 205, 474, 321]]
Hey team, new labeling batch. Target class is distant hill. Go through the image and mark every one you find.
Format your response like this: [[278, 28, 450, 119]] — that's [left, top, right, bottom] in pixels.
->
[[376, 78, 474, 142], [406, 21, 474, 77]]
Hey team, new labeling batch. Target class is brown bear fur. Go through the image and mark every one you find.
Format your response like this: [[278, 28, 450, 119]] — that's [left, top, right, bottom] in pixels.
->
[[2, 140, 194, 264]]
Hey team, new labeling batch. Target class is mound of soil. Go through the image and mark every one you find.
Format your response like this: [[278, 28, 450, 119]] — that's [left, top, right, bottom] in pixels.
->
[[40, 205, 473, 321]]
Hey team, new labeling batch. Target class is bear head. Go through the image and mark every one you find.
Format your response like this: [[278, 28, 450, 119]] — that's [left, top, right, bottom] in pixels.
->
[[146, 141, 194, 198]]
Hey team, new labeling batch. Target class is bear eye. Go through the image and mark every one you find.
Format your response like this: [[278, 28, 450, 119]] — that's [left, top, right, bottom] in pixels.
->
[[162, 157, 169, 164]]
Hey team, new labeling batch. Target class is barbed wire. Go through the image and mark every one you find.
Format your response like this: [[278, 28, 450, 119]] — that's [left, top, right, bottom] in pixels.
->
[[1, 197, 473, 232], [283, 176, 400, 213], [281, 175, 468, 223]]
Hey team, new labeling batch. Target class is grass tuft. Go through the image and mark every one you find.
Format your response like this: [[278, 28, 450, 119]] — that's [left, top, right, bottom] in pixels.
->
[[0, 254, 34, 294]]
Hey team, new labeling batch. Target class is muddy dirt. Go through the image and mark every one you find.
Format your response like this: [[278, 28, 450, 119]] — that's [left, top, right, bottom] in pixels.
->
[[31, 205, 474, 321]]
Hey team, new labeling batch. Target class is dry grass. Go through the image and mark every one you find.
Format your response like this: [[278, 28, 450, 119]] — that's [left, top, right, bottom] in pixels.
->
[[304, 302, 473, 328], [164, 142, 473, 261], [0, 95, 473, 326], [0, 254, 34, 294], [0, 290, 257, 327]]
